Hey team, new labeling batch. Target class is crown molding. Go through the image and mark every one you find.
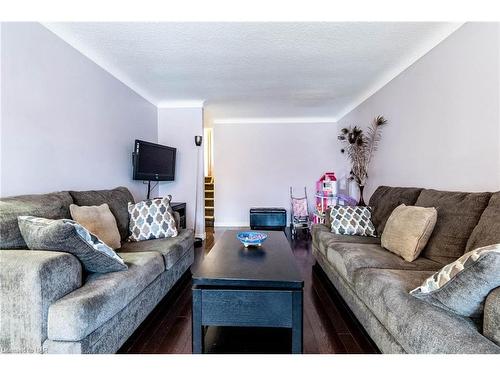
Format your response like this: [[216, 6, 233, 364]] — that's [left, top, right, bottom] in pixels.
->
[[213, 117, 338, 125], [335, 22, 465, 121], [157, 100, 205, 109]]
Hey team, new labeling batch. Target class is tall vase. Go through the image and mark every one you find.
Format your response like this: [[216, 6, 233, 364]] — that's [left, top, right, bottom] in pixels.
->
[[358, 184, 366, 206]]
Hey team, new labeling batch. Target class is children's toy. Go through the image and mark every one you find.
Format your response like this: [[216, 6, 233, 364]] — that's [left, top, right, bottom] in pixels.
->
[[314, 172, 337, 224], [289, 187, 311, 239], [316, 172, 337, 194], [313, 172, 357, 224]]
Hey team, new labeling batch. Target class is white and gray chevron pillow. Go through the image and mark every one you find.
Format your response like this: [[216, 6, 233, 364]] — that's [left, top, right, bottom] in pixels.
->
[[410, 243, 500, 317], [18, 216, 127, 273]]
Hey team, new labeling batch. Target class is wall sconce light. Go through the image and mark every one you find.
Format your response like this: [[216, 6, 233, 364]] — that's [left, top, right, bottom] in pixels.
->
[[195, 135, 203, 147]]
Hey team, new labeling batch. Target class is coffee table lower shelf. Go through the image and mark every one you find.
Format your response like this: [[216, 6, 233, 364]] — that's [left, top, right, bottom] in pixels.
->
[[192, 287, 303, 354]]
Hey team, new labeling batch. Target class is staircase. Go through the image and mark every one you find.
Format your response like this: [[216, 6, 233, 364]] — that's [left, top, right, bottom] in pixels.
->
[[205, 176, 215, 227]]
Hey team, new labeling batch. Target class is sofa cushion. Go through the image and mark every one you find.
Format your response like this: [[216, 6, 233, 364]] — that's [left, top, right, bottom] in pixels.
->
[[70, 203, 121, 249], [381, 204, 437, 262], [353, 268, 500, 353], [69, 187, 134, 241], [18, 216, 127, 274], [47, 251, 164, 341], [127, 197, 178, 242], [415, 189, 491, 264], [466, 191, 500, 252], [120, 228, 194, 270], [484, 287, 500, 346], [329, 205, 377, 237], [410, 244, 500, 318], [0, 191, 73, 249], [325, 242, 442, 284], [368, 186, 423, 235], [312, 224, 381, 256]]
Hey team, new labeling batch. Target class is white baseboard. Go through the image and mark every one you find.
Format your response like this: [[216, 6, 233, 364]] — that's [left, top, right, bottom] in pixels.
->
[[214, 221, 249, 228], [194, 232, 206, 240], [214, 222, 292, 227]]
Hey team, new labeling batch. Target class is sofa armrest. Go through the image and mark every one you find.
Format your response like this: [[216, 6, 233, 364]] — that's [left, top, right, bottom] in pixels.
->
[[311, 222, 330, 236], [484, 287, 500, 346], [0, 250, 82, 353], [311, 223, 330, 253]]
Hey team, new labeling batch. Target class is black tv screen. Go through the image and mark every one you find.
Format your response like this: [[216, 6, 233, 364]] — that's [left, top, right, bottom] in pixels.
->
[[133, 140, 176, 181]]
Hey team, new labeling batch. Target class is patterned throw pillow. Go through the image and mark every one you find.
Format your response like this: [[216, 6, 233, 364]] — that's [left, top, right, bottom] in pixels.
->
[[128, 196, 178, 242], [18, 216, 127, 273], [329, 205, 377, 237], [410, 244, 500, 317]]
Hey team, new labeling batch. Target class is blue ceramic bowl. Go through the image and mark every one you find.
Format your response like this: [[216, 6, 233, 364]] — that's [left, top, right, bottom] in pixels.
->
[[236, 231, 268, 247]]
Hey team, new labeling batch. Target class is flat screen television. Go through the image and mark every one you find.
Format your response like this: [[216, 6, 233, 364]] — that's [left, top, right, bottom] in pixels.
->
[[133, 139, 176, 181]]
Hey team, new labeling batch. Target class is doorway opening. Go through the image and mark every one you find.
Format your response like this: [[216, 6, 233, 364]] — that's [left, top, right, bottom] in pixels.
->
[[204, 127, 214, 227]]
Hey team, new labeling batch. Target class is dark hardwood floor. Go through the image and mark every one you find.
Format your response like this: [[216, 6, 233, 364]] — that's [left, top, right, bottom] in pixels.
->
[[118, 227, 379, 354]]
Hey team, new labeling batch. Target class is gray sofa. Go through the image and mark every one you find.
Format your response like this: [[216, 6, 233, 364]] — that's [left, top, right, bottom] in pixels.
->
[[0, 187, 194, 354], [312, 186, 500, 354]]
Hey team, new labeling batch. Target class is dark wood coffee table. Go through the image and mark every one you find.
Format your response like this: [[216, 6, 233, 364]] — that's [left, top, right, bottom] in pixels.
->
[[192, 230, 304, 354]]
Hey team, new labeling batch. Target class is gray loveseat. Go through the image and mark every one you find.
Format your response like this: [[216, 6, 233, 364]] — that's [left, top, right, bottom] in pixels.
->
[[0, 187, 194, 354], [312, 186, 500, 354]]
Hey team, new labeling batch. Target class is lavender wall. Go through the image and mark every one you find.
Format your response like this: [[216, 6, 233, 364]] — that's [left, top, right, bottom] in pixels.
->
[[213, 122, 344, 226], [158, 107, 205, 236], [338, 23, 500, 199], [0, 23, 158, 200]]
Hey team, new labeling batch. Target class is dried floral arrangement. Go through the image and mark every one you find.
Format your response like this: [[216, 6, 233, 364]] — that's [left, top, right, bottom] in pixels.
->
[[338, 115, 388, 205]]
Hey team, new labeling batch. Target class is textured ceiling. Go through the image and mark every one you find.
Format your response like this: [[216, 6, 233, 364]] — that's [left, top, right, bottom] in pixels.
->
[[44, 22, 462, 123]]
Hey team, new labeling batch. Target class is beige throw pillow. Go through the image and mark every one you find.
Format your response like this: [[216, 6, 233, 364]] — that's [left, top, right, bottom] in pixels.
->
[[70, 203, 121, 249], [381, 204, 437, 262]]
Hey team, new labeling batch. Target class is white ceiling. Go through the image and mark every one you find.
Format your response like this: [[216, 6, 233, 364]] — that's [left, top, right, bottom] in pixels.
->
[[44, 22, 462, 123]]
